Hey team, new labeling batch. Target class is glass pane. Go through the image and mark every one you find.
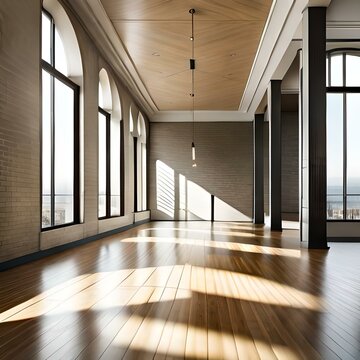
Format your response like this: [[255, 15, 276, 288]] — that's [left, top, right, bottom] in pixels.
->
[[137, 141, 142, 211], [346, 94, 360, 195], [346, 54, 360, 86], [330, 54, 343, 86], [346, 196, 360, 219], [98, 195, 106, 218], [54, 78, 74, 225], [137, 117, 142, 136], [55, 28, 68, 75], [42, 195, 52, 228], [111, 118, 120, 216], [99, 112, 107, 217], [142, 144, 147, 211], [42, 12, 51, 63], [98, 83, 104, 109], [42, 71, 52, 200], [326, 56, 329, 87], [111, 196, 120, 216], [327, 196, 343, 220], [326, 94, 343, 195], [129, 110, 134, 133], [55, 195, 73, 226]]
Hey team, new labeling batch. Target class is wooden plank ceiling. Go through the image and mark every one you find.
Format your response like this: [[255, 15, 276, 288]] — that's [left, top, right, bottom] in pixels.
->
[[100, 0, 273, 111]]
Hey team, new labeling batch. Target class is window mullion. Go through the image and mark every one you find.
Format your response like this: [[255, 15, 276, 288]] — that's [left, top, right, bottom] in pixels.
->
[[106, 115, 111, 218], [343, 53, 346, 86], [134, 137, 138, 213], [51, 17, 55, 67], [73, 87, 80, 224], [120, 121, 125, 216], [343, 92, 347, 219], [50, 74, 55, 227]]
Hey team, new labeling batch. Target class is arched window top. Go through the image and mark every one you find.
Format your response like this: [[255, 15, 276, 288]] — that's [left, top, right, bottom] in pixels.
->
[[327, 49, 360, 87], [43, 0, 82, 82], [98, 67, 122, 119], [129, 106, 134, 133], [99, 69, 112, 111], [138, 112, 146, 142]]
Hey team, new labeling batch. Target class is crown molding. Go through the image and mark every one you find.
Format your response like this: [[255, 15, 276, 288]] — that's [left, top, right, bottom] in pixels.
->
[[151, 111, 253, 123]]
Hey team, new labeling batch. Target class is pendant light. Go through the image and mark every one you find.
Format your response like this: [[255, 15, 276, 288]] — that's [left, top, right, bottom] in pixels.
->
[[189, 8, 197, 168]]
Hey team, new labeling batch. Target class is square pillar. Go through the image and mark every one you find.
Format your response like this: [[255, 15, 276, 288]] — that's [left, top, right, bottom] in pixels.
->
[[254, 114, 264, 224], [301, 7, 328, 248], [268, 80, 282, 231]]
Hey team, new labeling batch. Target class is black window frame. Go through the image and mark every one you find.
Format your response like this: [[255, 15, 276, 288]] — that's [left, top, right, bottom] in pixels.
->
[[98, 106, 111, 219], [327, 48, 360, 221], [98, 106, 124, 219], [41, 9, 80, 230]]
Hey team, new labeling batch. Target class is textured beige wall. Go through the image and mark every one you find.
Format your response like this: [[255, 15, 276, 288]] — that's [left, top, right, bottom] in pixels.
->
[[0, 0, 41, 261], [149, 122, 253, 221], [281, 112, 299, 214], [0, 0, 149, 262], [264, 112, 299, 218]]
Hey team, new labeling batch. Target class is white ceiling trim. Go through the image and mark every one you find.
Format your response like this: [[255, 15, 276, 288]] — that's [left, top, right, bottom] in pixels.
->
[[239, 0, 332, 116], [152, 111, 253, 123], [272, 41, 301, 80], [239, 0, 294, 113]]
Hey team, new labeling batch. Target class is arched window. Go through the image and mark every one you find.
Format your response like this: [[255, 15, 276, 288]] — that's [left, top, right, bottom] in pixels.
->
[[98, 69, 123, 218], [130, 107, 146, 212], [137, 113, 147, 211], [41, 3, 81, 229], [327, 50, 360, 220]]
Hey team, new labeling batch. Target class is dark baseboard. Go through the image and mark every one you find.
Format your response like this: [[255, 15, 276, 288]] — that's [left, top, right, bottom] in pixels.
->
[[328, 237, 360, 243], [0, 219, 150, 272]]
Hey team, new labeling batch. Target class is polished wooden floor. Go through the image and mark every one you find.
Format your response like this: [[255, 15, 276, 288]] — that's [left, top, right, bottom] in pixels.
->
[[0, 221, 359, 360]]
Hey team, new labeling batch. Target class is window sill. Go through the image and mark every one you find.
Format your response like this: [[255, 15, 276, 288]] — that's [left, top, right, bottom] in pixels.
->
[[41, 222, 79, 232]]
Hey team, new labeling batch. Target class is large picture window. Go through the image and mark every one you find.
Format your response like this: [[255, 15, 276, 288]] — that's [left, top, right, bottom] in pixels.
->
[[41, 10, 80, 229], [327, 50, 360, 220]]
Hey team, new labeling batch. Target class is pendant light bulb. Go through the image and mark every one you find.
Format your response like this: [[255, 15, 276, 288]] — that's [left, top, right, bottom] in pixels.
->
[[192, 142, 196, 161]]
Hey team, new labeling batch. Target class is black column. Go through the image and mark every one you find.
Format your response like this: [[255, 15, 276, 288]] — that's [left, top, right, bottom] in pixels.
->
[[302, 7, 328, 248], [254, 114, 264, 224], [268, 80, 282, 231]]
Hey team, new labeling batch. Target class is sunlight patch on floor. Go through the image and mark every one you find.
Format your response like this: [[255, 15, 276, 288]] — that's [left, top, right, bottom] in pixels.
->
[[0, 261, 322, 324], [123, 236, 301, 258]]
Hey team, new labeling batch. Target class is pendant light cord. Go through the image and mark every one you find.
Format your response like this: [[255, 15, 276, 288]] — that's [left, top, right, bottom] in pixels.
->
[[190, 9, 195, 144]]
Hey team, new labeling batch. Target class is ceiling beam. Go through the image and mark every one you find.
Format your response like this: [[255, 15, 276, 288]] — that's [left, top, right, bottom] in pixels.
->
[[239, 0, 333, 116]]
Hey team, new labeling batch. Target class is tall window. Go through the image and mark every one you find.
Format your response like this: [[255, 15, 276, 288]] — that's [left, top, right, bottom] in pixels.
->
[[41, 10, 79, 229], [327, 50, 360, 220], [137, 113, 147, 211], [98, 69, 122, 218], [130, 109, 147, 212]]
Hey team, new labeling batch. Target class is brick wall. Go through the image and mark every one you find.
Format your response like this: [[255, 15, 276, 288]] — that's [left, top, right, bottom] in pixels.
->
[[0, 0, 149, 263], [281, 112, 299, 214], [0, 0, 41, 262], [263, 112, 299, 218], [149, 122, 253, 220]]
